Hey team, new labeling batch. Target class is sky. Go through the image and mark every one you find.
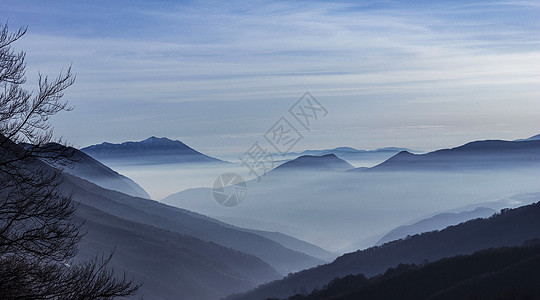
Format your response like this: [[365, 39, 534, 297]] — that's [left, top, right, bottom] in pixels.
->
[[1, 0, 539, 156]]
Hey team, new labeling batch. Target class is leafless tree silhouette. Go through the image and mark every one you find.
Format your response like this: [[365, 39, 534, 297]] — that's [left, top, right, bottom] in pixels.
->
[[0, 23, 140, 299]]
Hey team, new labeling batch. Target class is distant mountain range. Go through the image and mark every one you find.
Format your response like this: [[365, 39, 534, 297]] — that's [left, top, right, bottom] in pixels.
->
[[228, 199, 540, 300], [163, 138, 540, 252], [364, 139, 540, 171], [81, 136, 227, 165], [286, 147, 414, 166], [290, 147, 413, 156], [7, 134, 540, 299]]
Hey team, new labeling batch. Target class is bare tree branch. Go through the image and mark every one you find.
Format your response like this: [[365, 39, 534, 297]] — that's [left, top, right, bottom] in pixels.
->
[[0, 23, 140, 299]]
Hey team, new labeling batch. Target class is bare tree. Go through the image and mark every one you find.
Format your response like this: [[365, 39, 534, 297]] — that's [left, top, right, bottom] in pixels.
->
[[0, 23, 139, 299]]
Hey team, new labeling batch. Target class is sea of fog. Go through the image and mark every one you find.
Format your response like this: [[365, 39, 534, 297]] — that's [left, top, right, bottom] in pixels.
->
[[162, 167, 540, 252], [102, 153, 540, 253], [105, 155, 383, 200]]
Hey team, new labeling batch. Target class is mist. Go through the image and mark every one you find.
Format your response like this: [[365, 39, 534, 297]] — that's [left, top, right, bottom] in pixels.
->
[[163, 166, 540, 253]]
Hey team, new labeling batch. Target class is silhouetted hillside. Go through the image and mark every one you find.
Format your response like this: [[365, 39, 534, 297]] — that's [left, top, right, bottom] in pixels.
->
[[62, 173, 323, 276], [7, 141, 281, 299], [283, 241, 540, 300], [375, 207, 496, 246], [227, 200, 540, 300], [75, 203, 280, 300]]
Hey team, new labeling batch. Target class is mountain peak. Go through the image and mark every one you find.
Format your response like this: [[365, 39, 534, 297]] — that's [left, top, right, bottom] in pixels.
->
[[273, 153, 354, 172], [143, 136, 164, 141], [140, 136, 179, 145], [81, 137, 226, 165]]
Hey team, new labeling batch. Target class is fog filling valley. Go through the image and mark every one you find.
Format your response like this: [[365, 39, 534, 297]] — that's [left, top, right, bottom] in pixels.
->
[[104, 154, 540, 253]]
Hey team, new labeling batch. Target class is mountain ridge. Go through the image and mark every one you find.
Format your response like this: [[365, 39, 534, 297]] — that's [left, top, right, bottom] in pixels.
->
[[375, 206, 497, 246], [81, 136, 227, 165], [281, 242, 540, 300], [364, 139, 540, 171], [272, 154, 354, 173], [515, 133, 540, 142], [290, 146, 413, 156], [62, 172, 324, 275], [227, 197, 540, 300]]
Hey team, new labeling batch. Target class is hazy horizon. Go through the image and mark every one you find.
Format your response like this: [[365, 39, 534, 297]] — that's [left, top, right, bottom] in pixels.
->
[[2, 1, 540, 298]]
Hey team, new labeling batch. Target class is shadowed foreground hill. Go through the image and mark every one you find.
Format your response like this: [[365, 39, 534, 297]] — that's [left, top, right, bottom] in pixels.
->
[[75, 202, 279, 300], [62, 173, 323, 276], [8, 142, 283, 299], [227, 199, 540, 300], [62, 173, 286, 300], [283, 241, 540, 300], [24, 142, 325, 299], [35, 143, 322, 276]]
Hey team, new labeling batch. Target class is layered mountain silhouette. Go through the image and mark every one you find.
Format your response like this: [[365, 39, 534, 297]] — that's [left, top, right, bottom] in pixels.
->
[[238, 228, 336, 262], [163, 143, 540, 252], [60, 145, 150, 198], [3, 140, 280, 299], [281, 241, 540, 300], [23, 142, 150, 198], [227, 199, 540, 300], [5, 142, 330, 299], [364, 139, 540, 171], [6, 134, 540, 299], [81, 136, 226, 165], [375, 206, 496, 246], [272, 154, 354, 172], [74, 197, 279, 300], [63, 172, 324, 276], [291, 147, 411, 156], [287, 147, 412, 165]]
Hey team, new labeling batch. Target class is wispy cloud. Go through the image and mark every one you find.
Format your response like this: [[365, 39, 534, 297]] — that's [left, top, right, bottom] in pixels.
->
[[2, 0, 539, 151]]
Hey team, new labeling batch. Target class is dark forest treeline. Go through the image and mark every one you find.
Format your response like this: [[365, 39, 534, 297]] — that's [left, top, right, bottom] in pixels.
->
[[282, 240, 540, 300]]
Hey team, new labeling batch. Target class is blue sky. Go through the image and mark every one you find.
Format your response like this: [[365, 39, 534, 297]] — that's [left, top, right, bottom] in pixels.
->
[[1, 0, 539, 155]]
